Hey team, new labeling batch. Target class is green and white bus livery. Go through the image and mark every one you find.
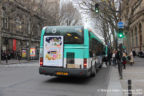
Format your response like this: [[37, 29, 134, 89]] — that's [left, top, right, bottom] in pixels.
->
[[39, 26, 107, 77]]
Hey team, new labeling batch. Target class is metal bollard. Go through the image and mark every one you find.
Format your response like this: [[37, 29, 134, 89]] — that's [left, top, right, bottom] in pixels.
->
[[128, 80, 132, 96]]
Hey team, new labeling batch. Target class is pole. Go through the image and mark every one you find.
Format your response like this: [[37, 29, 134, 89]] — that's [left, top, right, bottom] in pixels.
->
[[128, 80, 132, 96], [0, 2, 2, 64], [0, 26, 1, 64]]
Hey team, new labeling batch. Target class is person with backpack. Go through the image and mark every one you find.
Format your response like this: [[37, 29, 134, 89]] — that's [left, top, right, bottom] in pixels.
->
[[115, 49, 122, 63]]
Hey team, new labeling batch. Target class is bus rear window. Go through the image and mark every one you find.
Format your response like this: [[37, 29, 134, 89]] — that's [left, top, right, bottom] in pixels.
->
[[45, 26, 84, 44]]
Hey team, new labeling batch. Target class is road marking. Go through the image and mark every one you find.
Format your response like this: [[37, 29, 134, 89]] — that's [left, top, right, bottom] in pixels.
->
[[124, 72, 144, 74], [121, 80, 144, 82]]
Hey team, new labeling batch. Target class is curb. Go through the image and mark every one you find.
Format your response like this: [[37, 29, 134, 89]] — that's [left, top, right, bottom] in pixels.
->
[[0, 60, 38, 65]]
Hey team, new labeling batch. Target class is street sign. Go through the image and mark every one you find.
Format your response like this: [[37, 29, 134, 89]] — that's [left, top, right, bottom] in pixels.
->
[[117, 21, 124, 28], [118, 38, 123, 44]]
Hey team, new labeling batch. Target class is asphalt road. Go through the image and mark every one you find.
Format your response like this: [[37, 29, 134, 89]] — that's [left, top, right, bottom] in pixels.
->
[[0, 62, 110, 96]]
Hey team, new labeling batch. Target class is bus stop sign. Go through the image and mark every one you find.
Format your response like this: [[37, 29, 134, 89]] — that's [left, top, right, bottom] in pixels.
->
[[117, 21, 124, 28]]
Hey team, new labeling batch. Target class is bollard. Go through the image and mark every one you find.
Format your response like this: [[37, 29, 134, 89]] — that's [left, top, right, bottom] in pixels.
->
[[128, 80, 132, 96]]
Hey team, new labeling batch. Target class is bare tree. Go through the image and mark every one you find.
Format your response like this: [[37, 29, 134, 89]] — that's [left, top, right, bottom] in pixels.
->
[[59, 1, 82, 26], [13, 0, 60, 60], [78, 0, 120, 48]]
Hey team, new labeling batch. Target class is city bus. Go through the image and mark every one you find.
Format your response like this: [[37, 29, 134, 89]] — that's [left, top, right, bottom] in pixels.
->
[[39, 26, 107, 77]]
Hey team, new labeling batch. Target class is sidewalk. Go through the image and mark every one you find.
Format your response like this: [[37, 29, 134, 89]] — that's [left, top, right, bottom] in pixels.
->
[[106, 66, 123, 96], [107, 57, 144, 96], [0, 59, 38, 65], [120, 57, 144, 96]]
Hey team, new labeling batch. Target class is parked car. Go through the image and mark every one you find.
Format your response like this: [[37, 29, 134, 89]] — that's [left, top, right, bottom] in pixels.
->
[[138, 51, 144, 57]]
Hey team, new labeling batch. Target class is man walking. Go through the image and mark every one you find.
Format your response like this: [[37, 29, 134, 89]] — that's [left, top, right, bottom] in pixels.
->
[[116, 49, 123, 79], [107, 51, 112, 66]]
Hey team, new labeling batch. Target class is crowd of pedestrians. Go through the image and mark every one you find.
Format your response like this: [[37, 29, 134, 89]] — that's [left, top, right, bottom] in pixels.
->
[[103, 48, 136, 69], [102, 48, 137, 79], [1, 50, 21, 63]]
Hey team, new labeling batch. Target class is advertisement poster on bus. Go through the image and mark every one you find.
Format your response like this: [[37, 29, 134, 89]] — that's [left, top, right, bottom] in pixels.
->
[[43, 36, 63, 67], [30, 48, 36, 57], [22, 50, 26, 58]]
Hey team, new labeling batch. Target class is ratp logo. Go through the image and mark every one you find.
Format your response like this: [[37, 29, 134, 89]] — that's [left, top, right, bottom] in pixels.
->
[[52, 28, 57, 33]]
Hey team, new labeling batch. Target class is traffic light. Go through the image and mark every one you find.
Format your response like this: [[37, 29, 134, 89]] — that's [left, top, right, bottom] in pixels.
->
[[95, 3, 99, 13], [118, 28, 124, 38]]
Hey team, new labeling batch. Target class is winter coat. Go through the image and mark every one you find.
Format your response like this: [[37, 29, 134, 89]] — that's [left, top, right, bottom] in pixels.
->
[[129, 52, 134, 63]]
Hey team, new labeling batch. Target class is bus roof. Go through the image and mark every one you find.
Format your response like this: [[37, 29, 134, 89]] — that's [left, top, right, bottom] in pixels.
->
[[44, 26, 84, 33], [89, 30, 105, 46]]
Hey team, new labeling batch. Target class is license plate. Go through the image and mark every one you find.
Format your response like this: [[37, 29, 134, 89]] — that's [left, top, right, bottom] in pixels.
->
[[56, 72, 68, 76]]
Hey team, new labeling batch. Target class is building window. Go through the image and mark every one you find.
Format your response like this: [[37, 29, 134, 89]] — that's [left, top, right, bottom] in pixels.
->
[[2, 17, 9, 30], [15, 17, 22, 33]]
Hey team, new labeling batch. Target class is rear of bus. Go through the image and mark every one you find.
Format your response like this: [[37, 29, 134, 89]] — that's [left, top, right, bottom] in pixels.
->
[[39, 26, 91, 77]]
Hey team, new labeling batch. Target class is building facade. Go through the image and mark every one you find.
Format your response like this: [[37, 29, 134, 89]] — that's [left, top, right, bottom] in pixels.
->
[[121, 0, 144, 53], [0, 0, 44, 59]]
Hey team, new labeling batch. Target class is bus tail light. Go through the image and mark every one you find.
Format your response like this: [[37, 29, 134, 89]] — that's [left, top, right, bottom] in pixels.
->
[[83, 58, 87, 68], [40, 57, 43, 66]]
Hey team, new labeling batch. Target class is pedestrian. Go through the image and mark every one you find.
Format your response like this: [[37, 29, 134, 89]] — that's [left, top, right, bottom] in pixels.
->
[[122, 52, 127, 69], [115, 49, 123, 79], [129, 49, 134, 65], [17, 51, 21, 63], [132, 49, 136, 58], [107, 51, 112, 66], [8, 52, 11, 60], [102, 56, 108, 66], [115, 49, 122, 63], [112, 50, 116, 66], [5, 52, 8, 64], [1, 51, 4, 60]]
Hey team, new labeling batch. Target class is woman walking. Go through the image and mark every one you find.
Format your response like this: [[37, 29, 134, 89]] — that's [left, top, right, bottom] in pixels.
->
[[129, 50, 134, 65], [122, 52, 127, 69]]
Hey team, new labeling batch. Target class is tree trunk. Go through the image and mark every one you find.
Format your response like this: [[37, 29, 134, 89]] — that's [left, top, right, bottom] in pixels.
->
[[27, 18, 32, 61], [0, 3, 2, 64]]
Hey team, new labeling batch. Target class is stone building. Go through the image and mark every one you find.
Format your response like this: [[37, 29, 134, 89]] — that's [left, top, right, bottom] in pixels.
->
[[0, 0, 44, 59], [120, 0, 144, 53]]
